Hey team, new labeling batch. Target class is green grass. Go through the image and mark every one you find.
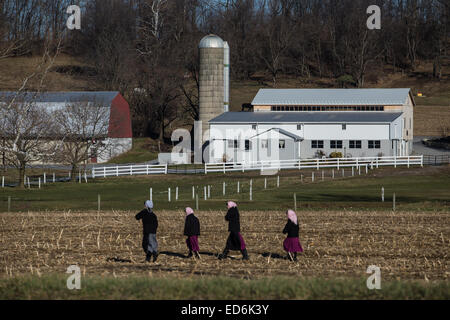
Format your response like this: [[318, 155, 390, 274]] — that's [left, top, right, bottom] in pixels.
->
[[0, 275, 448, 299], [107, 138, 159, 164], [0, 167, 449, 212]]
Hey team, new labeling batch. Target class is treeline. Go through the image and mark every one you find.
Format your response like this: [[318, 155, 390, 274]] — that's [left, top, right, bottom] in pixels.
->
[[1, 0, 449, 138]]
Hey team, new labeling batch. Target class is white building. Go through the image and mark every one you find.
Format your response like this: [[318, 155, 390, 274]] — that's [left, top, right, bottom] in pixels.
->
[[207, 88, 414, 163]]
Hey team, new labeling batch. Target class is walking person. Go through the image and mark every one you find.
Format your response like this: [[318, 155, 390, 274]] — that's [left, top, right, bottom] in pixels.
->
[[282, 209, 303, 262], [135, 200, 159, 262], [184, 207, 200, 259], [218, 201, 249, 260]]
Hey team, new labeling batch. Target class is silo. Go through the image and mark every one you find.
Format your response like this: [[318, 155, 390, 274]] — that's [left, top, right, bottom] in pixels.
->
[[223, 41, 230, 112], [199, 34, 225, 145]]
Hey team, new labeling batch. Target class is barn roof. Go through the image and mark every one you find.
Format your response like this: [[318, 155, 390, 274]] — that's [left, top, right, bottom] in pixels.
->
[[250, 128, 303, 141], [209, 112, 403, 123], [0, 91, 120, 104], [251, 88, 413, 106]]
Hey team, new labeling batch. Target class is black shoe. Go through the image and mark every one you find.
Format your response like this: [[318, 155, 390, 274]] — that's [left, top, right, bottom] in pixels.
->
[[152, 252, 158, 262], [145, 252, 152, 262], [194, 251, 201, 259], [241, 249, 249, 260], [218, 249, 229, 260], [293, 253, 298, 262], [187, 251, 193, 258], [287, 252, 294, 262]]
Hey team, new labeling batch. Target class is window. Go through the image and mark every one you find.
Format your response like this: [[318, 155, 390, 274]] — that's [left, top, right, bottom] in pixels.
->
[[261, 140, 268, 149], [409, 118, 412, 129], [279, 140, 286, 149], [368, 140, 381, 149], [297, 124, 302, 130], [342, 124, 347, 130], [245, 140, 251, 151], [330, 140, 343, 149], [312, 140, 324, 148], [228, 140, 239, 149], [349, 140, 362, 149], [252, 124, 257, 130]]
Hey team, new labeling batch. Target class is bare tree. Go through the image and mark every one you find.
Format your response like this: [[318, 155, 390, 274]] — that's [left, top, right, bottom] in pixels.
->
[[52, 101, 110, 180]]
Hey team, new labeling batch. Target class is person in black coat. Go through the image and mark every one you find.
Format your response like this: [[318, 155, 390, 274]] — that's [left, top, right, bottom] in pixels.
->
[[184, 207, 200, 259], [135, 200, 159, 262], [282, 209, 303, 262], [218, 201, 249, 260]]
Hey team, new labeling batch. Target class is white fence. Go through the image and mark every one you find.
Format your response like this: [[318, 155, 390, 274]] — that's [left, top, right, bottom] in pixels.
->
[[92, 164, 168, 178], [204, 155, 423, 174]]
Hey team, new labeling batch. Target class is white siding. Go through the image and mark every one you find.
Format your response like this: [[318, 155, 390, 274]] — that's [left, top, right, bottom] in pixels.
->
[[303, 124, 389, 140]]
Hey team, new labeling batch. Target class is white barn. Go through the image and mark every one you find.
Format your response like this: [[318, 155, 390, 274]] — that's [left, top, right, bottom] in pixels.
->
[[207, 88, 414, 163]]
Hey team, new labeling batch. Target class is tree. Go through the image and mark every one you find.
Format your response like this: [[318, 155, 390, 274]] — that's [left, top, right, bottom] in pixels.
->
[[52, 101, 110, 180]]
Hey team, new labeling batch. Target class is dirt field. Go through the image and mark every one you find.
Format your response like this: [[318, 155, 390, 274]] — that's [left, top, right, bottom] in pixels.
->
[[1, 209, 448, 281]]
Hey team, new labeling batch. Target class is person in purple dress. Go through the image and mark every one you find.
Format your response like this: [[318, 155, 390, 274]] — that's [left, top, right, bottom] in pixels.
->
[[282, 209, 303, 262], [218, 201, 249, 260], [184, 207, 200, 259]]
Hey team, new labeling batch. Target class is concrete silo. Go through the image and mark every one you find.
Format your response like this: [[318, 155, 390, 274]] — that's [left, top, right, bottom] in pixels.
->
[[198, 34, 229, 146]]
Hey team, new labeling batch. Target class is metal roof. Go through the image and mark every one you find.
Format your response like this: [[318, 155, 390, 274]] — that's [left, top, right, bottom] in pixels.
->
[[0, 91, 120, 104], [199, 34, 224, 48], [209, 112, 403, 123], [250, 128, 303, 141], [251, 88, 412, 106]]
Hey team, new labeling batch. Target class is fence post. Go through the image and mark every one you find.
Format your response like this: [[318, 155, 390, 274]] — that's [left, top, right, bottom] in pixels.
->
[[98, 194, 101, 212], [84, 171, 87, 183], [208, 185, 211, 198], [1, 176, 4, 188], [298, 159, 301, 170], [103, 167, 106, 178], [223, 163, 225, 174], [352, 167, 354, 176], [358, 166, 361, 175], [394, 156, 397, 168], [223, 182, 226, 196], [393, 193, 396, 211], [43, 172, 46, 184], [294, 193, 297, 211], [146, 165, 149, 175], [322, 170, 324, 181], [27, 177, 30, 189], [204, 186, 207, 200], [407, 156, 410, 168], [53, 172, 56, 182], [250, 179, 253, 201], [332, 169, 334, 179], [312, 172, 314, 182], [168, 187, 171, 202], [381, 187, 384, 202], [264, 178, 267, 189], [421, 155, 423, 167], [365, 165, 368, 174], [176, 187, 179, 201], [342, 169, 345, 177], [277, 176, 280, 188], [8, 196, 11, 212], [337, 158, 340, 170], [165, 164, 168, 174], [204, 163, 207, 175], [356, 158, 359, 169], [38, 177, 41, 189], [150, 188, 153, 201], [237, 181, 240, 194], [116, 166, 119, 177], [130, 165, 133, 176], [316, 159, 319, 170], [196, 194, 199, 210], [192, 186, 195, 200], [376, 157, 379, 168]]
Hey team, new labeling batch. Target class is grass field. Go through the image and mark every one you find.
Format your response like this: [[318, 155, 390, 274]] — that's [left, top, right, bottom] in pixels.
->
[[1, 165, 449, 212], [1, 275, 448, 300]]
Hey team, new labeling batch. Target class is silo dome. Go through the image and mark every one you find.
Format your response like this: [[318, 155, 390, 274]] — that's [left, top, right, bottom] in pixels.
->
[[199, 34, 224, 48]]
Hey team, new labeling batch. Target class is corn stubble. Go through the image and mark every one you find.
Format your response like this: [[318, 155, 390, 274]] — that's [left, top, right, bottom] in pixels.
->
[[0, 210, 448, 280]]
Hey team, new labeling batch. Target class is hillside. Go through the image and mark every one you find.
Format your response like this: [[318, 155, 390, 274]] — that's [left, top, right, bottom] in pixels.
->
[[1, 54, 449, 141]]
